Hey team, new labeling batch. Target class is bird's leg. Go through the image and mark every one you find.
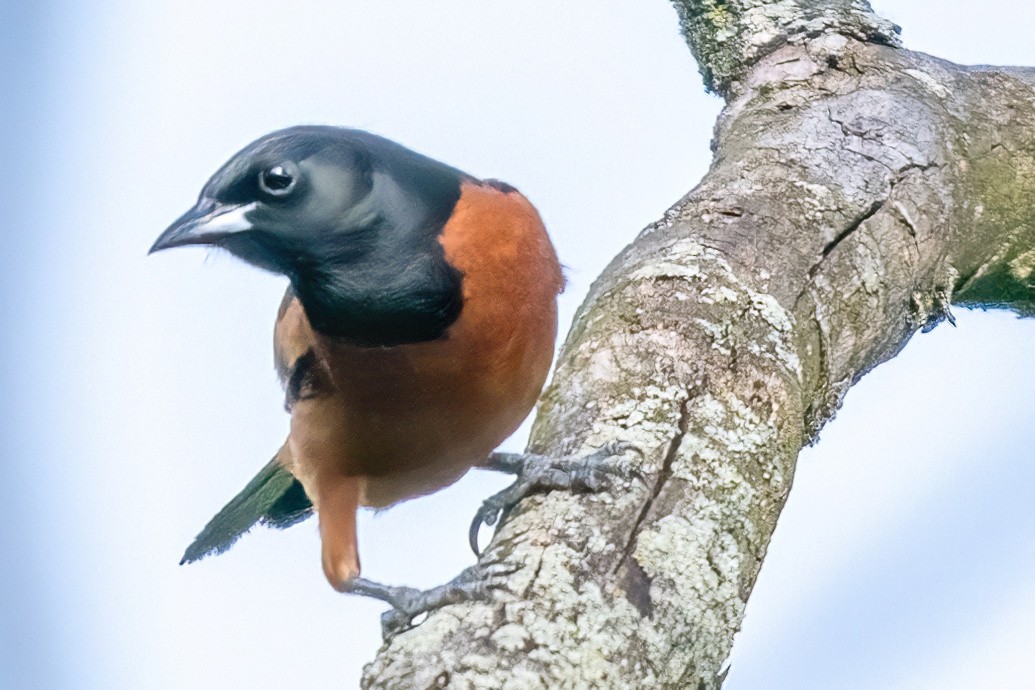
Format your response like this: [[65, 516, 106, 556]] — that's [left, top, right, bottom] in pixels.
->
[[470, 441, 643, 554], [343, 561, 518, 639]]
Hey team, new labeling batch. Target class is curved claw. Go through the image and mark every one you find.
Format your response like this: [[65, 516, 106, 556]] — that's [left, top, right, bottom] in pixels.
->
[[469, 508, 486, 555], [382, 607, 419, 638], [469, 498, 503, 555]]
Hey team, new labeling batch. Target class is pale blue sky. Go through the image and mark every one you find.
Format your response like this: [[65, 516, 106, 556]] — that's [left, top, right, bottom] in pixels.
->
[[2, 1, 1032, 688]]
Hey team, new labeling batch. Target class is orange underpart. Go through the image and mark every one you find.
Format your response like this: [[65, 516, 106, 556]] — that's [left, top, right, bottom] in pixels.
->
[[275, 180, 563, 587]]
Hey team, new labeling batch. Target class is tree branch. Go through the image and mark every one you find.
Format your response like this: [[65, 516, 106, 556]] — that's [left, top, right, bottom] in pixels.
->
[[670, 0, 901, 96], [362, 3, 1035, 687]]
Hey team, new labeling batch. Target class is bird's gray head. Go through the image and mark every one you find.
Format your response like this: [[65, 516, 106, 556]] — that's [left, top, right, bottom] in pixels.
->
[[151, 126, 468, 345], [153, 127, 393, 274]]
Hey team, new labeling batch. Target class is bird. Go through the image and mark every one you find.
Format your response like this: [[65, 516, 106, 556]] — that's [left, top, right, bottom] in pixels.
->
[[150, 126, 591, 633]]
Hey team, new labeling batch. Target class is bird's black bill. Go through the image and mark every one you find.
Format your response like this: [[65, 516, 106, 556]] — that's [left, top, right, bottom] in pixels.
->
[[149, 199, 256, 254]]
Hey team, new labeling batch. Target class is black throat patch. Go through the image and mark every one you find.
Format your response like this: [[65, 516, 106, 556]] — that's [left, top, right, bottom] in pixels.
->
[[284, 129, 468, 346]]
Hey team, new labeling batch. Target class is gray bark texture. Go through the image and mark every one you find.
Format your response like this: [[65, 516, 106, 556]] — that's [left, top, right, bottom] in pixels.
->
[[362, 1, 1035, 687]]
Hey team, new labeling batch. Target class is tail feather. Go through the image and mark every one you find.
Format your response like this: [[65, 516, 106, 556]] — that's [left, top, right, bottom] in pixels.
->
[[180, 450, 313, 565]]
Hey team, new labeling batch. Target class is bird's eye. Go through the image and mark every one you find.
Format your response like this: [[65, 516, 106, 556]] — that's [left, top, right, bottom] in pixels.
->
[[259, 165, 296, 196]]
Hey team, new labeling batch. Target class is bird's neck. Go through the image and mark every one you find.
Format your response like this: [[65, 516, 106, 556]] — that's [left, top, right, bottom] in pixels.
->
[[291, 249, 462, 347], [288, 162, 466, 347]]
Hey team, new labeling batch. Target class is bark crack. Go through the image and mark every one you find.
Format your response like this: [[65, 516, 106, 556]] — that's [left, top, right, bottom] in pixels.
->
[[613, 394, 693, 575], [808, 199, 885, 278], [521, 545, 548, 599]]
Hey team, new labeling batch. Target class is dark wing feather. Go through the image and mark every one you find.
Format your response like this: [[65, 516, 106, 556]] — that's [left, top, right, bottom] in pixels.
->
[[180, 456, 313, 565]]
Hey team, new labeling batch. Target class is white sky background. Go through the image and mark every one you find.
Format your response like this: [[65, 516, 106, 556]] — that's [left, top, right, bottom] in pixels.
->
[[2, 1, 1033, 688]]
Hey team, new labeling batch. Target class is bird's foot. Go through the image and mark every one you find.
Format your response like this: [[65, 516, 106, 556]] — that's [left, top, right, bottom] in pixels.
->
[[345, 561, 518, 640], [470, 441, 643, 554]]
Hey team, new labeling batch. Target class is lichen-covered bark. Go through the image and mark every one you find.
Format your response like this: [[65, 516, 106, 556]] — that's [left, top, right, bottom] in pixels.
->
[[670, 0, 901, 96], [362, 3, 1035, 688]]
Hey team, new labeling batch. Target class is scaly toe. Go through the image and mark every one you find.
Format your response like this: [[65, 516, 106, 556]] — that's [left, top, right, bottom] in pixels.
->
[[469, 442, 646, 554], [378, 561, 518, 640]]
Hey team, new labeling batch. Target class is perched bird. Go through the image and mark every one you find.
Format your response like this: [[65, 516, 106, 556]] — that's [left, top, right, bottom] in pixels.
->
[[151, 126, 583, 631]]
